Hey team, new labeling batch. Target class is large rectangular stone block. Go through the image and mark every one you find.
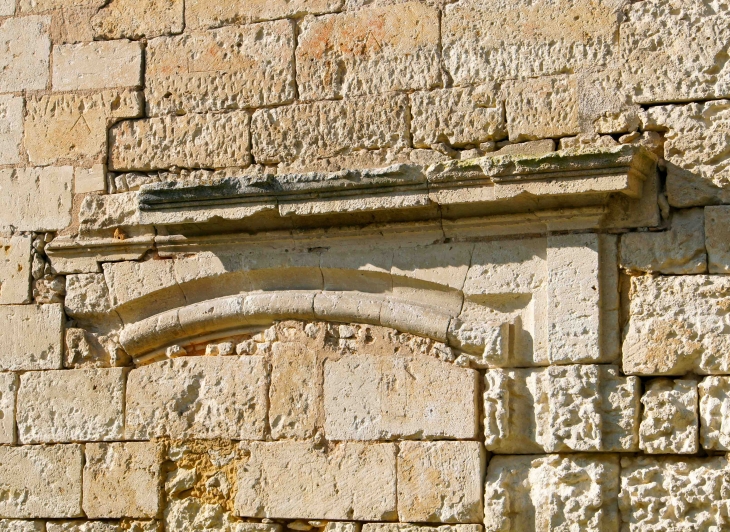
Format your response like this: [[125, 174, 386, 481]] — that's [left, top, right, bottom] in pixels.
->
[[186, 0, 342, 29], [324, 353, 478, 440], [52, 40, 143, 91], [0, 372, 17, 444], [0, 304, 63, 370], [296, 3, 441, 100], [17, 368, 125, 443], [0, 16, 50, 92], [0, 95, 24, 165], [0, 167, 73, 232], [484, 365, 639, 453], [235, 441, 397, 521], [699, 376, 730, 450], [0, 235, 32, 305], [705, 206, 730, 273], [109, 112, 251, 171], [126, 356, 268, 440], [91, 0, 184, 39], [146, 21, 295, 116], [0, 444, 83, 518], [640, 378, 698, 454]]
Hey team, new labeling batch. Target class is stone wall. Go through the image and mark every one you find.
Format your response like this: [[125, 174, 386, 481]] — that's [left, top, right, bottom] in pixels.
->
[[1, 1, 730, 531]]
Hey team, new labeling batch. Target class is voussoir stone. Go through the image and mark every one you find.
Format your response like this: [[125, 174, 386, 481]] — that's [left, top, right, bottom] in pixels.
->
[[186, 0, 343, 29], [0, 16, 50, 92], [92, 0, 184, 39], [639, 378, 699, 454], [0, 304, 63, 371], [0, 235, 32, 305]]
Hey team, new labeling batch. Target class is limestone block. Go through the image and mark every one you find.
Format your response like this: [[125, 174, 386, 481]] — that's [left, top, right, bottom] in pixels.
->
[[0, 167, 73, 232], [0, 16, 50, 92], [75, 165, 106, 194], [324, 353, 477, 440], [699, 376, 730, 451], [84, 442, 163, 518], [186, 0, 342, 29], [411, 86, 505, 148], [126, 356, 268, 440], [442, 0, 621, 85], [25, 90, 143, 166], [623, 275, 730, 375], [296, 3, 441, 100], [109, 112, 251, 171], [235, 441, 397, 520], [364, 526, 479, 532], [52, 40, 143, 91], [0, 0, 13, 15], [484, 365, 639, 453], [252, 95, 409, 165], [0, 372, 17, 444], [0, 304, 63, 370], [484, 454, 620, 532], [640, 378, 698, 454], [64, 273, 113, 320], [92, 0, 184, 39], [0, 444, 83, 518], [77, 192, 142, 235], [620, 209, 707, 274], [705, 206, 730, 273], [0, 521, 45, 532], [47, 524, 120, 532], [146, 21, 295, 115], [0, 95, 23, 165], [620, 456, 730, 531], [622, 1, 730, 104], [17, 368, 125, 443], [0, 235, 32, 305], [397, 441, 484, 523]]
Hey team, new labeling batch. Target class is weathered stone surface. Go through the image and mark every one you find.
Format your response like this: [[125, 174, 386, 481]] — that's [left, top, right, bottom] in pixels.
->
[[0, 521, 45, 532], [92, 0, 184, 39], [0, 372, 17, 444], [705, 206, 730, 273], [236, 441, 397, 520], [484, 454, 620, 532], [0, 444, 83, 518], [484, 365, 639, 453], [0, 95, 24, 165], [17, 368, 125, 443], [640, 378, 698, 454], [0, 304, 63, 370], [0, 16, 50, 92], [699, 376, 730, 451], [620, 456, 730, 531], [109, 112, 251, 171], [52, 40, 142, 91], [324, 353, 478, 440], [74, 165, 106, 194], [84, 442, 163, 518], [25, 90, 143, 166], [623, 275, 730, 375], [126, 356, 268, 440], [64, 274, 113, 320], [620, 208, 707, 274], [252, 95, 409, 166], [47, 523, 121, 532], [16, 0, 104, 44], [397, 441, 484, 523], [146, 21, 295, 116], [186, 0, 342, 29], [364, 526, 479, 532], [0, 0, 13, 15], [0, 235, 32, 305], [296, 3, 440, 100], [0, 167, 73, 231]]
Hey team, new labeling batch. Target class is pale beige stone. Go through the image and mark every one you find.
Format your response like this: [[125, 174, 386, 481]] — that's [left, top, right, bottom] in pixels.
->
[[64, 273, 113, 320], [17, 368, 125, 443], [324, 353, 477, 440], [92, 0, 183, 39], [0, 444, 83, 518], [166, 498, 277, 532], [77, 192, 142, 235], [0, 372, 17, 444], [619, 456, 730, 531], [296, 3, 441, 100], [16, 0, 104, 44], [74, 165, 106, 194], [146, 21, 295, 115], [235, 441, 397, 520], [364, 526, 479, 532], [84, 442, 163, 518], [47, 524, 120, 532], [52, 40, 142, 91], [0, 235, 32, 305], [0, 95, 23, 165], [186, 0, 342, 29], [0, 16, 50, 92], [484, 365, 639, 453], [493, 139, 555, 157], [705, 206, 730, 273], [0, 521, 45, 532], [0, 0, 14, 15], [699, 376, 730, 451], [109, 112, 251, 171], [620, 209, 707, 274], [25, 90, 143, 166], [397, 441, 484, 523], [0, 304, 63, 370], [0, 167, 73, 231], [484, 454, 620, 532], [126, 356, 268, 440], [623, 275, 730, 375], [640, 378, 698, 454], [251, 95, 409, 165]]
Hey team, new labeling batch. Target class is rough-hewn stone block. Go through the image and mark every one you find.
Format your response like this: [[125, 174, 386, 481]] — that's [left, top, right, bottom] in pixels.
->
[[0, 167, 73, 232], [92, 0, 184, 39], [397, 441, 484, 523], [186, 0, 342, 29], [705, 206, 730, 273], [47, 523, 122, 532], [146, 21, 295, 116], [0, 444, 83, 518], [52, 40, 142, 91], [0, 95, 24, 165], [0, 372, 17, 444], [235, 441, 397, 520], [64, 273, 113, 320], [109, 112, 251, 171], [0, 16, 50, 92], [324, 354, 478, 440], [0, 235, 32, 305], [365, 526, 478, 532], [484, 454, 620, 532], [17, 368, 125, 443], [296, 3, 441, 100], [699, 376, 730, 451], [126, 356, 268, 440], [0, 521, 45, 532], [640, 378, 698, 454], [0, 304, 63, 370], [84, 442, 163, 518]]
